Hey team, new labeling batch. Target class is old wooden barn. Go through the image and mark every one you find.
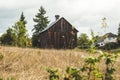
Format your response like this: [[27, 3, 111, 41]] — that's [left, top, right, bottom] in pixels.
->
[[38, 15, 78, 49]]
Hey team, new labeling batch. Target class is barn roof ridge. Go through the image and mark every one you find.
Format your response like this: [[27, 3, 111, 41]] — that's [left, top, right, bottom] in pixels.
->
[[39, 17, 78, 34], [39, 17, 63, 34]]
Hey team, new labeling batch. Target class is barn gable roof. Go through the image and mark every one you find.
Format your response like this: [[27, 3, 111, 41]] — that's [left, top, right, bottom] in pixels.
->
[[40, 17, 78, 34]]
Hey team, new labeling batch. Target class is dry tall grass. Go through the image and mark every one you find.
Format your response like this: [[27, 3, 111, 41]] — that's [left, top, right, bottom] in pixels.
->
[[0, 46, 87, 80], [0, 46, 120, 80]]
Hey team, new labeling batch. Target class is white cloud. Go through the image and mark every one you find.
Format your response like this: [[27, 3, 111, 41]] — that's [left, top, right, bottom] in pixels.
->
[[0, 0, 120, 37]]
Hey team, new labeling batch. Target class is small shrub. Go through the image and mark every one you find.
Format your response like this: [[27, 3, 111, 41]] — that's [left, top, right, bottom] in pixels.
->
[[46, 30, 119, 80], [101, 42, 119, 50], [0, 53, 3, 60], [46, 67, 60, 80], [64, 67, 82, 80], [100, 52, 118, 80]]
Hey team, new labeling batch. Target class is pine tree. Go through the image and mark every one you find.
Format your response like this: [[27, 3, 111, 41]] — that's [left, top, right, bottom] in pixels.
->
[[20, 12, 27, 25], [32, 6, 50, 47], [33, 6, 50, 34], [12, 21, 27, 46], [12, 12, 29, 47]]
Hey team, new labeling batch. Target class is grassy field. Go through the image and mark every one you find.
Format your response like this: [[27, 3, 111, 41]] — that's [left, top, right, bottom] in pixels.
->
[[0, 46, 120, 80]]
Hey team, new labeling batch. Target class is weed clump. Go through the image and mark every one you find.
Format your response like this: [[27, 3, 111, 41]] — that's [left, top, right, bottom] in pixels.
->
[[0, 53, 3, 60]]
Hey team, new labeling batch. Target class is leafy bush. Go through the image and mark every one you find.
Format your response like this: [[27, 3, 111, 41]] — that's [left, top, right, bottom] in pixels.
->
[[102, 42, 119, 50], [100, 52, 118, 80], [46, 31, 119, 80], [64, 67, 82, 80], [77, 33, 90, 49], [46, 68, 60, 80]]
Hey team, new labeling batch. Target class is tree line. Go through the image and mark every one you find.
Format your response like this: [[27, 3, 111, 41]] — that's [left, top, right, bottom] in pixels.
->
[[77, 19, 120, 50], [0, 6, 50, 47], [0, 6, 120, 48], [77, 29, 120, 50]]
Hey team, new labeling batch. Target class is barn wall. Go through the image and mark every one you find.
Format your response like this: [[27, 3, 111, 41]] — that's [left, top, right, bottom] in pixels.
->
[[39, 18, 78, 49]]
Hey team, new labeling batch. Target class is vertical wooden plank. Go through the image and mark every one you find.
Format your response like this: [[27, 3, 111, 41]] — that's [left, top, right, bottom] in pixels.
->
[[61, 19, 63, 32], [54, 32, 56, 48], [56, 32, 59, 49]]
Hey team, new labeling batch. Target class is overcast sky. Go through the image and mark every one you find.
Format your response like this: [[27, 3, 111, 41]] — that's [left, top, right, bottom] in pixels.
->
[[0, 0, 120, 37]]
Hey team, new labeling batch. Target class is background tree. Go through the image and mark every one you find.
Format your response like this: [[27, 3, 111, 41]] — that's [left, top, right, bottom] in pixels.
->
[[32, 6, 50, 47], [77, 33, 90, 49], [12, 21, 27, 47], [0, 28, 17, 45], [0, 12, 30, 47], [102, 17, 107, 32], [20, 12, 27, 25], [94, 35, 101, 42], [93, 35, 101, 48], [117, 23, 120, 44]]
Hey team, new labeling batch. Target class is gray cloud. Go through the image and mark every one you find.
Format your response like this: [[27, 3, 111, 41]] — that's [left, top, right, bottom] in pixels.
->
[[0, 0, 120, 37], [0, 8, 20, 35]]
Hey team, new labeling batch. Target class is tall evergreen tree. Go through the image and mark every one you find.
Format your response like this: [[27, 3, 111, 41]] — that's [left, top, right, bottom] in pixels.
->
[[33, 6, 50, 34], [12, 21, 27, 46], [20, 12, 27, 25], [32, 6, 50, 47]]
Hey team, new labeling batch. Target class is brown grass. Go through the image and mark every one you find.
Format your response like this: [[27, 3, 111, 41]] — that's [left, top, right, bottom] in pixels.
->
[[0, 46, 87, 80], [0, 46, 120, 80]]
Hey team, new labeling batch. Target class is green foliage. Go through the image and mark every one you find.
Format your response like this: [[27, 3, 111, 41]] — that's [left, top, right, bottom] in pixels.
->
[[0, 28, 17, 45], [94, 36, 101, 43], [12, 21, 28, 47], [32, 6, 50, 47], [89, 30, 96, 53], [102, 17, 107, 29], [0, 77, 16, 80], [46, 53, 118, 80], [0, 78, 2, 80], [46, 30, 119, 80], [33, 6, 50, 33], [102, 42, 119, 50], [64, 67, 82, 80], [80, 30, 102, 80], [7, 77, 16, 80], [0, 53, 3, 60], [110, 48, 120, 53], [117, 23, 120, 44], [77, 33, 90, 49], [20, 12, 27, 25], [100, 52, 118, 80], [84, 56, 100, 65], [32, 34, 39, 47], [46, 68, 60, 80], [0, 12, 31, 47]]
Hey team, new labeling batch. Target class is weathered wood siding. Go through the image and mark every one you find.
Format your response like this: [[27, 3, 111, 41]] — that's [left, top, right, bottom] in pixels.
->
[[38, 18, 78, 49]]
